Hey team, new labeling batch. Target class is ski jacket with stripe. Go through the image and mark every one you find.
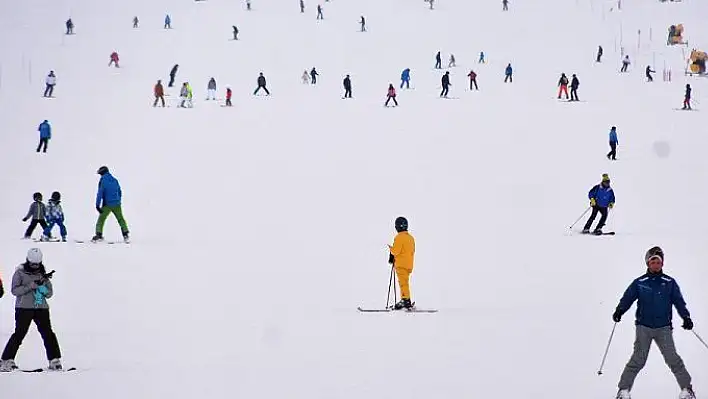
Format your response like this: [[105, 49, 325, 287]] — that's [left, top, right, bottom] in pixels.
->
[[615, 271, 690, 328]]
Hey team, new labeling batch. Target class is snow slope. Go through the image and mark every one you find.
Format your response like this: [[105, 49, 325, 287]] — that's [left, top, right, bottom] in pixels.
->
[[1, 0, 707, 397]]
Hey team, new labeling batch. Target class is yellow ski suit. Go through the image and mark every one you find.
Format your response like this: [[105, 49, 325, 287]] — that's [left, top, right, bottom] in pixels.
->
[[390, 231, 415, 300]]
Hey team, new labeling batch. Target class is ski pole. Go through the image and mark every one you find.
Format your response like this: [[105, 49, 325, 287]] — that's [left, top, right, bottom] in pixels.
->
[[386, 265, 395, 309], [597, 322, 617, 375], [569, 206, 592, 230], [692, 330, 708, 350]]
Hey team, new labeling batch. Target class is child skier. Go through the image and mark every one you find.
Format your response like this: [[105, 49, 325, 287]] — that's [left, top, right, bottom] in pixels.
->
[[504, 63, 513, 82], [37, 120, 51, 153], [621, 56, 631, 72], [108, 52, 119, 68], [302, 70, 310, 84], [467, 70, 478, 90], [0, 248, 63, 372], [682, 84, 692, 110], [582, 174, 615, 235], [225, 86, 232, 107], [153, 80, 165, 107], [388, 217, 415, 310], [22, 193, 47, 239], [385, 84, 398, 107], [478, 51, 485, 63], [44, 71, 56, 98], [557, 73, 569, 99], [607, 126, 619, 160], [41, 192, 66, 242], [207, 78, 217, 100], [448, 54, 456, 68], [400, 68, 411, 89]]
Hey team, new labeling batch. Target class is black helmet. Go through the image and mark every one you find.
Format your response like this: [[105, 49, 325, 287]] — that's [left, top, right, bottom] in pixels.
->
[[33, 192, 43, 201], [97, 166, 109, 175], [51, 191, 61, 201], [645, 246, 664, 264], [395, 216, 408, 232]]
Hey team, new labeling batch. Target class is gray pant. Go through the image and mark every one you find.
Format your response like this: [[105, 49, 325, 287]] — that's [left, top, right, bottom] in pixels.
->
[[618, 325, 691, 390]]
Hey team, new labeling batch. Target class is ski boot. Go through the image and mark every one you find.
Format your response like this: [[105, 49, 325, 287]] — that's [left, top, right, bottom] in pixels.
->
[[0, 359, 18, 372], [48, 358, 62, 371], [581, 229, 590, 234], [679, 386, 696, 399], [593, 229, 603, 236], [122, 231, 130, 244], [91, 233, 104, 243], [61, 236, 67, 242], [393, 298, 413, 310], [616, 389, 631, 399], [40, 234, 51, 242]]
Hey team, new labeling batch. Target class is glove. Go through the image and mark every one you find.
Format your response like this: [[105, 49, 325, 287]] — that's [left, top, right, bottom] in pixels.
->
[[612, 309, 622, 323], [96, 206, 103, 214], [682, 317, 694, 330], [388, 253, 395, 265], [590, 198, 597, 207], [22, 217, 28, 222], [609, 202, 614, 209]]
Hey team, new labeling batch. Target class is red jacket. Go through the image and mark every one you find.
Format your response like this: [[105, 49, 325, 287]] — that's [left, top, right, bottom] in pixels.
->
[[468, 71, 477, 80], [226, 88, 232, 99], [110, 52, 119, 61], [388, 87, 396, 97]]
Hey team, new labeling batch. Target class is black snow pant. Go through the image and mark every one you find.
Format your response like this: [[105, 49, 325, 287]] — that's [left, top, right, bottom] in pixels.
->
[[344, 88, 352, 98], [504, 74, 512, 83], [621, 64, 629, 73], [36, 138, 48, 153], [153, 95, 165, 107], [470, 79, 478, 90], [25, 219, 48, 238], [435, 60, 441, 69], [311, 76, 317, 84], [570, 87, 579, 101], [168, 75, 176, 87], [440, 86, 449, 97], [385, 96, 398, 106], [226, 98, 232, 106], [596, 53, 602, 62], [253, 85, 270, 95], [647, 73, 653, 82], [607, 142, 617, 160], [1, 309, 61, 361], [583, 206, 608, 231], [43, 84, 54, 97]]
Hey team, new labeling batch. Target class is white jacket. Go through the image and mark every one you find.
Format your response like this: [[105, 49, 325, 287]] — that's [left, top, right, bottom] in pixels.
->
[[46, 75, 57, 85]]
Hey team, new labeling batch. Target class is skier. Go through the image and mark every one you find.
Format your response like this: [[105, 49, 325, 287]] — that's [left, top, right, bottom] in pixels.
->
[[360, 16, 366, 32], [435, 51, 442, 69], [645, 65, 655, 82], [253, 73, 270, 95], [385, 84, 398, 107], [207, 78, 217, 100], [612, 246, 695, 399], [233, 25, 239, 40], [0, 248, 62, 372], [582, 174, 615, 235], [108, 51, 119, 68], [400, 68, 411, 89], [153, 80, 165, 107], [504, 63, 513, 82], [343, 75, 352, 98], [22, 193, 47, 239], [42, 192, 66, 242], [0, 274, 3, 298], [596, 45, 603, 62], [164, 14, 172, 29], [310, 67, 318, 84], [65, 18, 74, 35], [607, 126, 619, 160], [301, 70, 310, 84], [467, 70, 478, 90], [44, 71, 56, 97], [440, 71, 451, 97], [168, 64, 179, 87], [180, 82, 194, 108], [300, 0, 305, 13], [557, 73, 569, 99], [36, 120, 51, 153], [388, 217, 415, 310], [620, 55, 631, 73], [448, 54, 456, 68], [225, 86, 232, 107], [429, 0, 434, 10], [133, 16, 139, 28], [570, 74, 580, 101], [682, 84, 692, 110], [502, 0, 509, 11], [93, 166, 130, 243], [179, 83, 188, 107], [478, 51, 485, 64], [246, 0, 251, 10], [316, 4, 323, 19]]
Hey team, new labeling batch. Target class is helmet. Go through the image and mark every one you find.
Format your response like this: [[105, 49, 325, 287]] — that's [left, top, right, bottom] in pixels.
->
[[645, 246, 664, 264], [97, 166, 109, 175], [26, 248, 43, 264], [33, 192, 43, 201], [51, 191, 61, 201], [395, 216, 408, 232]]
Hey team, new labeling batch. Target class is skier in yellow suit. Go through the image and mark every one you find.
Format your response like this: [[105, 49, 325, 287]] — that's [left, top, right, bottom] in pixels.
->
[[388, 216, 415, 310]]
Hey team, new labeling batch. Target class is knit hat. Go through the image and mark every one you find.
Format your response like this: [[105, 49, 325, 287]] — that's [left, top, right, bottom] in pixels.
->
[[645, 246, 664, 264], [26, 248, 43, 264], [602, 174, 610, 182]]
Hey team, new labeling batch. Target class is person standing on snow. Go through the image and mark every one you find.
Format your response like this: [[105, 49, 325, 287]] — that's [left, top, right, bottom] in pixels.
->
[[207, 78, 217, 100], [596, 45, 603, 62], [467, 70, 478, 90], [108, 52, 120, 68], [612, 246, 696, 399], [343, 75, 352, 98], [440, 71, 451, 97], [435, 51, 442, 69], [448, 54, 456, 68], [93, 166, 130, 243], [645, 66, 655, 82], [478, 51, 485, 64], [360, 16, 366, 32], [316, 4, 323, 19], [41, 192, 67, 242], [570, 74, 580, 101], [0, 248, 63, 373], [504, 63, 513, 82], [557, 73, 569, 99], [385, 84, 398, 107], [168, 64, 179, 87], [36, 120, 51, 153], [682, 84, 692, 110], [164, 14, 172, 29], [620, 55, 631, 72], [301, 70, 310, 84], [300, 0, 305, 13], [607, 126, 619, 160], [65, 19, 74, 35], [44, 71, 57, 98], [22, 193, 47, 239], [400, 68, 411, 89], [153, 80, 165, 107], [254, 73, 270, 95], [310, 67, 319, 84], [388, 217, 415, 310], [502, 0, 509, 11], [133, 16, 139, 28], [582, 174, 615, 235], [225, 86, 233, 107]]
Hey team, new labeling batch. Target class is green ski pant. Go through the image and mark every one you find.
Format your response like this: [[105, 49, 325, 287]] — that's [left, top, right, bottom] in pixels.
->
[[96, 205, 129, 234]]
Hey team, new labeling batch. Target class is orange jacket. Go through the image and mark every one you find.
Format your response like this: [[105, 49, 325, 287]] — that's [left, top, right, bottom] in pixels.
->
[[390, 231, 415, 270]]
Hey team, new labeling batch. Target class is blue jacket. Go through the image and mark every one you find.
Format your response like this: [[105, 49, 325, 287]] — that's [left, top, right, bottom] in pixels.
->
[[96, 173, 122, 208], [609, 129, 618, 144], [589, 184, 615, 207], [505, 65, 513, 75], [616, 272, 690, 328], [38, 121, 51, 139], [165, 15, 171, 24], [401, 69, 410, 81]]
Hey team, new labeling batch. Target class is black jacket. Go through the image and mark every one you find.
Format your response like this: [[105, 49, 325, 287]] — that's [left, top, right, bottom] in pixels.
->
[[258, 76, 267, 87], [571, 77, 579, 89], [441, 74, 450, 87], [343, 77, 351, 89]]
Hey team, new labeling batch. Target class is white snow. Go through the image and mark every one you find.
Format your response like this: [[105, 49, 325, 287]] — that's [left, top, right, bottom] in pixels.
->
[[1, 0, 707, 397]]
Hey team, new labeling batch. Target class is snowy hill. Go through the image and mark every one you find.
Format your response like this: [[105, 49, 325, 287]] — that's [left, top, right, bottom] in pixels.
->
[[1, 0, 707, 397]]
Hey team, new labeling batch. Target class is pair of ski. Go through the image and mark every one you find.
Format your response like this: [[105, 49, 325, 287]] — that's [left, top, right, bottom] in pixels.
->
[[74, 239, 129, 245], [580, 231, 615, 236], [357, 306, 437, 313], [21, 367, 77, 373]]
